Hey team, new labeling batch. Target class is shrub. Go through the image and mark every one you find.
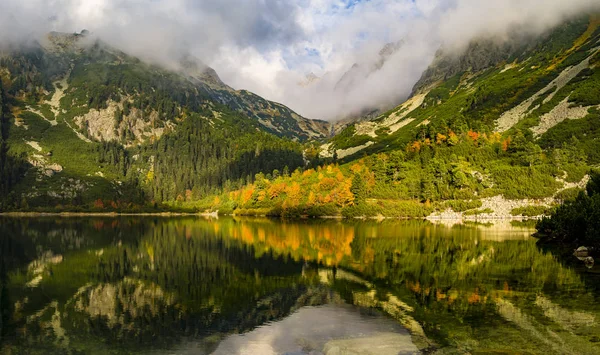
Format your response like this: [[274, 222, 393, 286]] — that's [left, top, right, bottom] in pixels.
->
[[342, 203, 384, 218], [554, 187, 583, 202], [536, 172, 600, 248], [380, 200, 434, 218], [511, 206, 550, 217], [464, 208, 494, 216], [440, 200, 483, 212]]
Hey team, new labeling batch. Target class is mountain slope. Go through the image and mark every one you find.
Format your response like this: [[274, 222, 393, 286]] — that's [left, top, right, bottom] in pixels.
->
[[6, 32, 329, 144], [0, 32, 330, 210], [199, 14, 600, 218], [180, 55, 330, 141], [325, 15, 600, 161]]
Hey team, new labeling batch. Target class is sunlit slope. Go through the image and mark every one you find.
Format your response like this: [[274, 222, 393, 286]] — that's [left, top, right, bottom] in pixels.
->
[[325, 15, 600, 161]]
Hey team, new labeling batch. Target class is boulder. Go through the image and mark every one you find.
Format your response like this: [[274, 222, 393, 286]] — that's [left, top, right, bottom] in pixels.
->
[[574, 246, 589, 259], [584, 257, 594, 269]]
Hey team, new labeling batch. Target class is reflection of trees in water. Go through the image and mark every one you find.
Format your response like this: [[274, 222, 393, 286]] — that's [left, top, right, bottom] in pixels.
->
[[1, 217, 327, 354], [346, 232, 596, 352], [208, 218, 599, 353], [2, 217, 599, 354], [1, 235, 12, 345]]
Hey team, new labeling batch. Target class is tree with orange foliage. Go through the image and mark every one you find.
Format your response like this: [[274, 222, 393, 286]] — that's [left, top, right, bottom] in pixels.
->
[[283, 182, 302, 208], [409, 141, 422, 152], [302, 169, 315, 178], [332, 178, 355, 207], [467, 130, 480, 142], [241, 187, 255, 204], [318, 177, 338, 192], [436, 133, 447, 144], [268, 182, 287, 199], [350, 162, 364, 174], [93, 199, 104, 209], [502, 137, 511, 152], [307, 191, 316, 206], [257, 190, 267, 202]]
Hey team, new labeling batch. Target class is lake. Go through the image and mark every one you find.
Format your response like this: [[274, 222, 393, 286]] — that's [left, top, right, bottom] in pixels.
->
[[0, 217, 598, 354]]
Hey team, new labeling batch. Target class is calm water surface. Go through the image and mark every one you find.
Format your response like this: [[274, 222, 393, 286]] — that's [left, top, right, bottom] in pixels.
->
[[0, 217, 598, 354]]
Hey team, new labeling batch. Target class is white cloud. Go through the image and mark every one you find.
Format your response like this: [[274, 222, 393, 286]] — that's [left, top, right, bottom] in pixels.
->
[[1, 0, 599, 121]]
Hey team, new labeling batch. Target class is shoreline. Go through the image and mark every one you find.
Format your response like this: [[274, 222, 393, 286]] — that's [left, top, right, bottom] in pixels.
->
[[0, 211, 218, 217], [0, 211, 541, 221]]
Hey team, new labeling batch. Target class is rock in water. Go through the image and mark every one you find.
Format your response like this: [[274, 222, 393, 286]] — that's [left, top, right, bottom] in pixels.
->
[[584, 257, 594, 269], [574, 246, 589, 259]]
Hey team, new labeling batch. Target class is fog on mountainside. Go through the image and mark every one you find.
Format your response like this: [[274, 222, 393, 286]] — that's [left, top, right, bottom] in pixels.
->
[[2, 1, 600, 122]]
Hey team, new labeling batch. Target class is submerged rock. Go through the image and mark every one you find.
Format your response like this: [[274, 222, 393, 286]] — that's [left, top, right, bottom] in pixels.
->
[[323, 333, 419, 355]]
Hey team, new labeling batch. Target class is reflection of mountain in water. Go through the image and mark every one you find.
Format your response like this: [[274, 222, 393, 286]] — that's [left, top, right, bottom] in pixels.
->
[[0, 217, 599, 354]]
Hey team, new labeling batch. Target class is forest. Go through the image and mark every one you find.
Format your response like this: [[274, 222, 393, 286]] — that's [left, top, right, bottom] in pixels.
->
[[0, 80, 27, 202], [186, 126, 591, 218], [536, 171, 600, 250]]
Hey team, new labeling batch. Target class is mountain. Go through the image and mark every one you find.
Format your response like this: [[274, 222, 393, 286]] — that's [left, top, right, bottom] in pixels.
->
[[326, 15, 600, 159], [2, 14, 600, 215], [179, 54, 330, 141], [335, 40, 403, 93], [298, 72, 320, 87], [203, 14, 600, 218], [0, 31, 330, 210]]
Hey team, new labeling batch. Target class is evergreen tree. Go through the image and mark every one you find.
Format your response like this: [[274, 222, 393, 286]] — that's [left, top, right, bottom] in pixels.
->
[[350, 174, 367, 205]]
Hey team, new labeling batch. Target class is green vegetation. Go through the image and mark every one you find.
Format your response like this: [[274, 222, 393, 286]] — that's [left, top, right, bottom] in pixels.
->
[[555, 187, 584, 202], [536, 171, 600, 249], [0, 79, 28, 207], [463, 208, 494, 216], [440, 200, 483, 212], [329, 125, 372, 150], [511, 206, 551, 217], [539, 110, 600, 164]]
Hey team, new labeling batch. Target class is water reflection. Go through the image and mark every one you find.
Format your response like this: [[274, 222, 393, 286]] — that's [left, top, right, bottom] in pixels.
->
[[0, 217, 598, 354]]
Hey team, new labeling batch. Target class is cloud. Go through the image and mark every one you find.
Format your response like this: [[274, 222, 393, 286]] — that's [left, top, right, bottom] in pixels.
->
[[1, 0, 599, 121]]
